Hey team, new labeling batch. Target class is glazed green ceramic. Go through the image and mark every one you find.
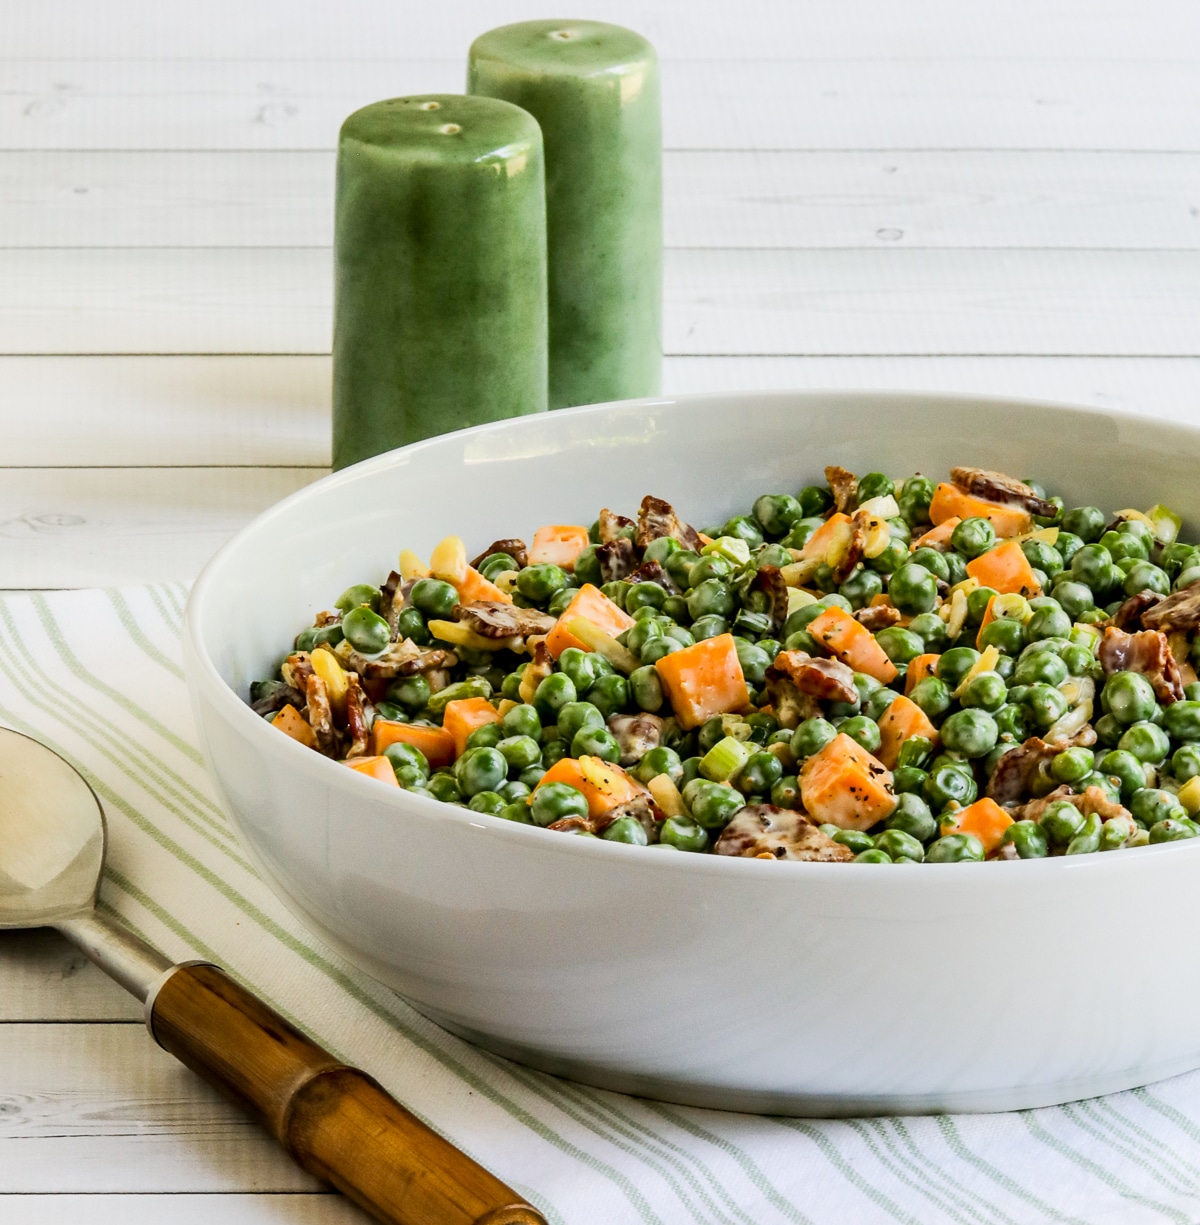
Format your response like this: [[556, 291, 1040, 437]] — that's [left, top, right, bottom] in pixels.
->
[[469, 21, 662, 410], [332, 95, 547, 470]]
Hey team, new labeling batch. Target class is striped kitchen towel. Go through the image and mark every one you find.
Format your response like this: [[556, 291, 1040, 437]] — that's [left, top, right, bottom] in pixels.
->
[[4, 583, 1200, 1225]]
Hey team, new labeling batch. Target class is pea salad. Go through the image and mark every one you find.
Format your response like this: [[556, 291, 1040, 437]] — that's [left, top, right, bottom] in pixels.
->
[[249, 466, 1200, 864]]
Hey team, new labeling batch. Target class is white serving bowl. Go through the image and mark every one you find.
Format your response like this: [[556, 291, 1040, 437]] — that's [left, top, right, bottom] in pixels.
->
[[184, 389, 1200, 1116]]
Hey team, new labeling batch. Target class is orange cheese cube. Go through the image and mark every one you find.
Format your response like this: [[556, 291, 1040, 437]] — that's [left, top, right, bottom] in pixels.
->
[[807, 606, 898, 684], [456, 565, 513, 605], [941, 797, 1014, 855], [443, 697, 502, 758], [912, 517, 961, 552], [876, 694, 940, 770], [344, 756, 400, 787], [965, 540, 1041, 597], [799, 733, 896, 831], [653, 633, 751, 731], [904, 654, 940, 695], [534, 756, 647, 820], [370, 720, 456, 769], [545, 583, 635, 659], [272, 703, 317, 749], [529, 524, 590, 570], [800, 512, 853, 560], [929, 484, 1031, 538]]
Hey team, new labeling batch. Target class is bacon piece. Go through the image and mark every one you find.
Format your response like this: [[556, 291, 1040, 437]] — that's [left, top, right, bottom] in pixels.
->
[[636, 495, 702, 552], [596, 537, 637, 582], [334, 638, 457, 680], [825, 465, 858, 515], [607, 713, 664, 767], [593, 795, 663, 841], [1107, 589, 1164, 632], [1098, 626, 1183, 703], [949, 467, 1057, 517], [1141, 579, 1200, 634], [762, 671, 821, 730], [986, 731, 1096, 805], [379, 570, 403, 638], [302, 672, 339, 757], [1018, 784, 1132, 826], [855, 604, 902, 631], [597, 508, 636, 544], [469, 538, 528, 570], [547, 816, 592, 834], [453, 600, 556, 639], [832, 510, 869, 584], [714, 805, 854, 861], [627, 558, 678, 593], [250, 679, 306, 717], [344, 675, 370, 759], [770, 650, 858, 705], [281, 651, 316, 693], [749, 564, 790, 633]]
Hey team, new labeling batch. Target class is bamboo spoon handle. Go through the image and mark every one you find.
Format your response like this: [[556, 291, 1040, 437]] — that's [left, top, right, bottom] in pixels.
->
[[149, 962, 545, 1225]]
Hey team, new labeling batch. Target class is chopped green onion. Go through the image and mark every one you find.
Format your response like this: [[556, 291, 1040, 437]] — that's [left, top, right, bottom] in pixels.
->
[[699, 735, 752, 782]]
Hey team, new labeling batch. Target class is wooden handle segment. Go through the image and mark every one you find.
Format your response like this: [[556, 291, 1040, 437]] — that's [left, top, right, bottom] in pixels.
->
[[149, 963, 545, 1225]]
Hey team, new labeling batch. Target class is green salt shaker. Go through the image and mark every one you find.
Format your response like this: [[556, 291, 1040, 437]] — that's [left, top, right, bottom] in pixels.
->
[[468, 20, 662, 410], [332, 95, 547, 470]]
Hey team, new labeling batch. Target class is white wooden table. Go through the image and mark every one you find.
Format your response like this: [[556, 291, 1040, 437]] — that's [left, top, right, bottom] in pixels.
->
[[3, 0, 1199, 1219]]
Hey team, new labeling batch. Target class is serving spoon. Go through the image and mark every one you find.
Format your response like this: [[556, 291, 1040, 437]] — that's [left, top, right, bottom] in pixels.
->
[[0, 726, 544, 1225]]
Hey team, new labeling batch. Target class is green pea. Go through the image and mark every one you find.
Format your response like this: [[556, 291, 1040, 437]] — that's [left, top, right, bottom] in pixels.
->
[[455, 747, 507, 797], [852, 847, 893, 863], [335, 583, 381, 614], [499, 779, 532, 803], [1129, 788, 1183, 827], [871, 627, 921, 667], [906, 548, 948, 583], [624, 581, 666, 614], [515, 564, 567, 604], [924, 763, 978, 811], [887, 563, 939, 616], [938, 647, 980, 690], [1122, 560, 1171, 598], [835, 566, 881, 610], [730, 638, 769, 686], [424, 771, 461, 803], [584, 674, 626, 719], [1014, 650, 1068, 687], [832, 828, 875, 854], [897, 475, 935, 527], [1098, 530, 1149, 565], [683, 778, 745, 829], [940, 709, 999, 758], [556, 701, 605, 746], [465, 722, 503, 752], [1034, 798, 1082, 846], [863, 688, 899, 724], [996, 819, 1045, 859], [570, 725, 620, 762], [382, 740, 429, 778], [659, 816, 707, 852], [498, 800, 535, 823], [596, 814, 646, 846], [599, 581, 629, 610], [379, 676, 425, 714], [836, 715, 881, 755], [1171, 744, 1200, 782], [661, 548, 697, 587], [622, 664, 661, 713], [1049, 745, 1094, 784], [865, 538, 909, 575], [1058, 644, 1094, 678], [1149, 817, 1200, 843], [530, 782, 589, 826], [496, 705, 537, 743], [623, 617, 662, 657], [976, 618, 1024, 656], [1070, 543, 1113, 591], [1090, 713, 1122, 749], [1163, 700, 1200, 743], [1021, 540, 1063, 581], [687, 579, 736, 621], [738, 751, 784, 795], [1025, 603, 1070, 643], [990, 703, 1028, 741], [1119, 720, 1170, 764], [396, 606, 432, 646], [689, 614, 728, 643], [478, 552, 520, 582], [910, 675, 952, 721], [1018, 683, 1067, 732], [518, 764, 547, 790], [951, 517, 996, 559], [409, 577, 460, 620], [530, 673, 575, 722], [871, 828, 922, 863], [894, 765, 928, 795], [959, 670, 1007, 713], [1062, 812, 1102, 855], [1048, 579, 1092, 622], [764, 774, 799, 809], [1102, 670, 1158, 725], [926, 833, 985, 862], [850, 472, 889, 502], [555, 647, 598, 694], [750, 493, 802, 538], [791, 717, 837, 760], [466, 790, 507, 816], [633, 745, 683, 785], [721, 514, 763, 548], [496, 735, 541, 772], [1096, 749, 1147, 801], [1061, 506, 1106, 543], [900, 612, 943, 654], [881, 793, 935, 842]]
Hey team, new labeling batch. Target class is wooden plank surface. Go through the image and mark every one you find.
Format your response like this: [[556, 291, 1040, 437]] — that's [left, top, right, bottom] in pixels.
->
[[3, 247, 1198, 357], [0, 930, 141, 1022], [5, 1195, 363, 1225], [4, 58, 1200, 152], [6, 150, 1200, 250], [0, 467, 322, 589], [5, 355, 1200, 469], [0, 1024, 319, 1192], [6, 0, 1198, 61]]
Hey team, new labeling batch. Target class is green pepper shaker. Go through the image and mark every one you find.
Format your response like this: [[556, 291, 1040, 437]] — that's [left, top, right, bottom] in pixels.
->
[[332, 95, 548, 470], [468, 20, 662, 410]]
